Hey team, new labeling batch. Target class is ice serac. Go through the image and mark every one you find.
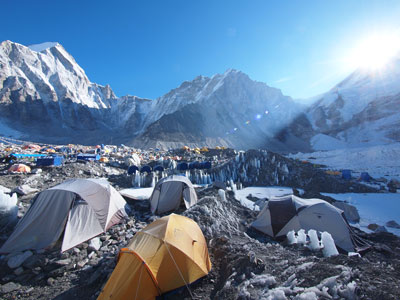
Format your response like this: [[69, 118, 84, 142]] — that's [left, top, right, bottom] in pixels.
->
[[277, 54, 400, 151], [0, 40, 149, 144], [134, 69, 302, 150]]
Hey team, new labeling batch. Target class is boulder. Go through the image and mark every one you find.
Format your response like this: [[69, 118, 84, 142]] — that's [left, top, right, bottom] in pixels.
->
[[386, 220, 400, 229], [13, 267, 24, 276], [332, 201, 360, 223], [368, 223, 388, 232], [7, 251, 33, 269], [12, 185, 39, 195], [0, 282, 20, 293]]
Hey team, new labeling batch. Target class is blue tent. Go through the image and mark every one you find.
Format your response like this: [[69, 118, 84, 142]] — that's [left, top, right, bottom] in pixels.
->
[[140, 165, 152, 173], [360, 172, 371, 182], [153, 165, 164, 172], [127, 165, 139, 175], [77, 154, 100, 161], [177, 162, 189, 171], [341, 169, 352, 180], [200, 161, 212, 170], [11, 153, 46, 159], [36, 156, 64, 167], [189, 161, 201, 170]]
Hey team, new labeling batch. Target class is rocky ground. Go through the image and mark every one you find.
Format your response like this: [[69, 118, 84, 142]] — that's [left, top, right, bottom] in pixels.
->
[[0, 156, 399, 299]]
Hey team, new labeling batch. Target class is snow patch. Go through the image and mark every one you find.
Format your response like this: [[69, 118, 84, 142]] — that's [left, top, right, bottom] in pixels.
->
[[234, 186, 294, 210], [310, 134, 346, 151], [322, 192, 400, 236], [119, 187, 154, 200], [28, 42, 59, 52]]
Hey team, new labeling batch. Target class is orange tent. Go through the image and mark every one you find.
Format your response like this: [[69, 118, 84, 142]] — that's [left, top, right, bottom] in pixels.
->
[[8, 164, 31, 173], [22, 144, 41, 150], [99, 157, 109, 163], [98, 214, 211, 300]]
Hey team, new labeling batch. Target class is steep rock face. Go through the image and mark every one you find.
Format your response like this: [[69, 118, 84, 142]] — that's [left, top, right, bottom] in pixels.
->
[[278, 56, 400, 151], [0, 41, 149, 143], [134, 70, 303, 150]]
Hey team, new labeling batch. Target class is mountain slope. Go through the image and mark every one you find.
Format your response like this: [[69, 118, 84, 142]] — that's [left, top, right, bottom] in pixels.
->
[[277, 56, 400, 151], [0, 40, 150, 144], [134, 69, 303, 150]]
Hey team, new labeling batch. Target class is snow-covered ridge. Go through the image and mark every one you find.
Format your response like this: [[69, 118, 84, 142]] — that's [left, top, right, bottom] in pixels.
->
[[28, 42, 59, 52], [0, 40, 117, 109]]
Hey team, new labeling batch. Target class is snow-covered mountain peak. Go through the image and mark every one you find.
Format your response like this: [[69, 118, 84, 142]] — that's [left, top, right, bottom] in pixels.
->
[[28, 42, 59, 52], [312, 52, 400, 124], [0, 39, 124, 114]]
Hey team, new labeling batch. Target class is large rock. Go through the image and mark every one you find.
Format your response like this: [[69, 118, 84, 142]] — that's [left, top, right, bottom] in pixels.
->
[[89, 237, 102, 251], [12, 184, 38, 195], [7, 251, 33, 269], [332, 201, 360, 223], [0, 282, 20, 293], [386, 220, 400, 229]]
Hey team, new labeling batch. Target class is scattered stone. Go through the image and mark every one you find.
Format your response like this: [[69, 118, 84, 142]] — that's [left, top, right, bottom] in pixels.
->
[[375, 225, 388, 233], [7, 251, 33, 269], [77, 258, 89, 268], [127, 220, 135, 228], [1, 282, 20, 293], [13, 267, 24, 276], [100, 246, 109, 252], [89, 237, 102, 251], [23, 254, 42, 269], [367, 224, 379, 231], [32, 168, 42, 174], [55, 258, 72, 266], [102, 239, 112, 247], [386, 220, 400, 229], [73, 247, 81, 254], [100, 235, 111, 241], [12, 184, 39, 195], [47, 277, 55, 286]]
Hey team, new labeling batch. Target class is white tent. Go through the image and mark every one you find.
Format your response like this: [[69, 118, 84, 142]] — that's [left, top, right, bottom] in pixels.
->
[[0, 178, 128, 253], [251, 195, 368, 252], [150, 175, 197, 214]]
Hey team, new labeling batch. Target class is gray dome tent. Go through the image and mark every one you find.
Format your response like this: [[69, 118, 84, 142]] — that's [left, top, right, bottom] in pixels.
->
[[0, 178, 128, 253], [150, 175, 198, 214], [251, 195, 368, 252]]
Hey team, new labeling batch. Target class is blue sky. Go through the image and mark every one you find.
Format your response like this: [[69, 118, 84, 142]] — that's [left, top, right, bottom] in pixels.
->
[[2, 0, 400, 100]]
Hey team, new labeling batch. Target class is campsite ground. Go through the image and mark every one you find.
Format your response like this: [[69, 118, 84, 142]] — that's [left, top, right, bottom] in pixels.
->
[[0, 154, 400, 299]]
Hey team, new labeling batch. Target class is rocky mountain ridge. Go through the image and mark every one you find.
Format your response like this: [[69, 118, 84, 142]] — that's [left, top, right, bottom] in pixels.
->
[[277, 56, 400, 151], [2, 40, 400, 152]]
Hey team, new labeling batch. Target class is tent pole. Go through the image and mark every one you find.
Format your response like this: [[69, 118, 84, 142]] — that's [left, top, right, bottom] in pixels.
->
[[164, 242, 195, 300]]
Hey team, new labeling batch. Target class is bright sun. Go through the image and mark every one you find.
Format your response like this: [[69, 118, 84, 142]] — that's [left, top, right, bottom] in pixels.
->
[[350, 33, 400, 70]]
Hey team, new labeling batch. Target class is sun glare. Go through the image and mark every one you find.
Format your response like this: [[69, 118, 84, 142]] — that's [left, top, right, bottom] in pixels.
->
[[350, 33, 400, 70]]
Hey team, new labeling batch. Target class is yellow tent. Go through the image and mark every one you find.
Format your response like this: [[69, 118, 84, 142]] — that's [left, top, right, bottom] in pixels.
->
[[200, 147, 209, 152], [98, 214, 211, 300]]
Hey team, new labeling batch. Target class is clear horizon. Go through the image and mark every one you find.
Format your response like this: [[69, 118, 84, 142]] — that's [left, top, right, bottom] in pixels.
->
[[2, 0, 400, 101]]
